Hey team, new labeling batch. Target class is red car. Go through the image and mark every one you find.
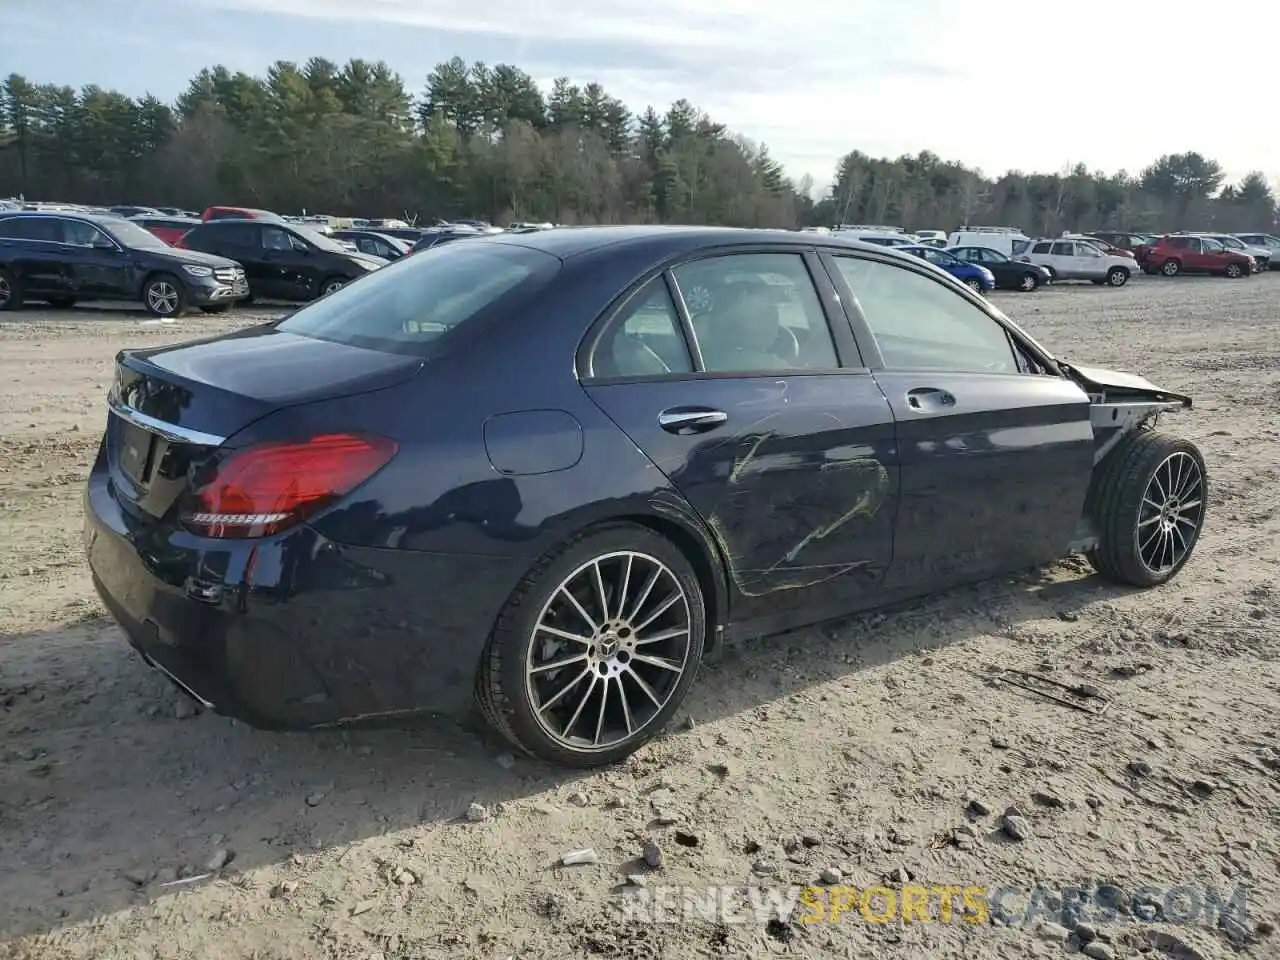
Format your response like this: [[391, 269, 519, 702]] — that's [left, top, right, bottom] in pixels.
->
[[201, 206, 280, 222], [129, 215, 201, 246], [1139, 235, 1255, 278]]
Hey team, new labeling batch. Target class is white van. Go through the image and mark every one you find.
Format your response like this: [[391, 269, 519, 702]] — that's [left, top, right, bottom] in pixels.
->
[[947, 226, 1033, 257]]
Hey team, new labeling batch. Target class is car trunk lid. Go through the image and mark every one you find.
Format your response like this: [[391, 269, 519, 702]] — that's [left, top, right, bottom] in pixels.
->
[[106, 326, 423, 520]]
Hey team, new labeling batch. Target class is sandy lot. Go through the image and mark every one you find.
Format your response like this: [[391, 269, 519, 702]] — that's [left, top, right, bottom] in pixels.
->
[[1, 278, 1278, 960]]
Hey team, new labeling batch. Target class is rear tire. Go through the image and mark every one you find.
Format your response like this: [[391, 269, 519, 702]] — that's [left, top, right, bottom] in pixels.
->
[[0, 268, 21, 311], [317, 275, 347, 298], [476, 523, 706, 767], [1085, 430, 1207, 587], [1160, 259, 1181, 277], [142, 273, 186, 318]]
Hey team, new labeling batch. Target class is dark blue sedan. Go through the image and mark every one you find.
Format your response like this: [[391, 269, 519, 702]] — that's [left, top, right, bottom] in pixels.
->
[[899, 243, 996, 293], [84, 227, 1208, 766]]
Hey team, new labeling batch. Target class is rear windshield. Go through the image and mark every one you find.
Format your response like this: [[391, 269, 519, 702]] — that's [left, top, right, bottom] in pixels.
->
[[276, 240, 560, 357]]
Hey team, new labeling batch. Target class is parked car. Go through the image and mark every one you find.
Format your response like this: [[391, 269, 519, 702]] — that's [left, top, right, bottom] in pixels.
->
[[83, 227, 1209, 766], [109, 205, 162, 219], [176, 218, 385, 301], [1138, 235, 1254, 278], [331, 229, 411, 261], [1086, 232, 1157, 254], [130, 214, 202, 246], [201, 206, 282, 222], [948, 246, 1053, 291], [0, 211, 248, 316], [374, 227, 429, 243], [154, 206, 201, 218], [1202, 234, 1270, 271], [947, 226, 1033, 257], [1019, 238, 1135, 286], [913, 229, 947, 245], [1234, 233, 1280, 258], [409, 227, 482, 254], [898, 244, 995, 293]]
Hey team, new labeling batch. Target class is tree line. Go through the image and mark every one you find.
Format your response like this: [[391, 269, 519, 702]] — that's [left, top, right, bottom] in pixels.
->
[[1, 59, 1276, 234]]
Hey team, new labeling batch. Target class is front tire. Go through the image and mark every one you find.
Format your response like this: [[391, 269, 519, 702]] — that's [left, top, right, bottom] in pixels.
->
[[1018, 272, 1040, 292], [476, 523, 706, 767], [1224, 262, 1243, 279], [1085, 431, 1207, 587], [1107, 266, 1129, 287], [964, 278, 983, 294], [142, 273, 186, 318]]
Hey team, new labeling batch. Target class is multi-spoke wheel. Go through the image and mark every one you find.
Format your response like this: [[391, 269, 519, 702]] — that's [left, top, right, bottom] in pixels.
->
[[1085, 430, 1207, 587], [142, 273, 186, 318], [476, 524, 706, 766]]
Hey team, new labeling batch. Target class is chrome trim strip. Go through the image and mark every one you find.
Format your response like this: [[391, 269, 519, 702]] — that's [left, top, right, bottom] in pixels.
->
[[108, 400, 227, 446]]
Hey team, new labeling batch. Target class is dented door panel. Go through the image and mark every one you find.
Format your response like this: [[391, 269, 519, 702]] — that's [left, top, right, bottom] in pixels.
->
[[873, 371, 1094, 592], [584, 373, 899, 628]]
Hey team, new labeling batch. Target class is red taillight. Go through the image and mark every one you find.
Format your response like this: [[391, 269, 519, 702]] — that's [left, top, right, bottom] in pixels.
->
[[182, 433, 397, 539]]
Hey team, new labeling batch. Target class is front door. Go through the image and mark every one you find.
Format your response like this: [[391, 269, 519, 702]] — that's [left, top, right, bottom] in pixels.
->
[[823, 252, 1095, 592], [58, 218, 130, 298], [582, 250, 900, 634]]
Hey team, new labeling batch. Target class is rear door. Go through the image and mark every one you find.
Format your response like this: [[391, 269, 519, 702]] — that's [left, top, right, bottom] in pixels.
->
[[581, 249, 899, 634], [1049, 241, 1086, 278], [823, 251, 1094, 592], [0, 216, 68, 296]]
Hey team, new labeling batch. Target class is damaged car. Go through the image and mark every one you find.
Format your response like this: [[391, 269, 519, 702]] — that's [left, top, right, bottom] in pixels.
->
[[84, 227, 1208, 767]]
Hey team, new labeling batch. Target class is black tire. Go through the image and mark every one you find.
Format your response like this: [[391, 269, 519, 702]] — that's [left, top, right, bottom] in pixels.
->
[[963, 278, 983, 294], [45, 297, 77, 309], [142, 273, 186, 318], [475, 522, 707, 767], [0, 268, 21, 311], [317, 275, 348, 298], [1161, 259, 1181, 277], [1085, 430, 1207, 587], [1224, 262, 1243, 279], [199, 304, 232, 314], [1017, 272, 1040, 292], [1106, 266, 1129, 287]]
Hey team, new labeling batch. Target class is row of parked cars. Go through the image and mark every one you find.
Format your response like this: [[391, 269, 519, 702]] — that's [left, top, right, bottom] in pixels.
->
[[0, 202, 531, 317], [813, 223, 1278, 292]]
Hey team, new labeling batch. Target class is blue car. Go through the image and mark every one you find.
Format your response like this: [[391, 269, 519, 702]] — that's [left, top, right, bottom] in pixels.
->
[[899, 244, 996, 293]]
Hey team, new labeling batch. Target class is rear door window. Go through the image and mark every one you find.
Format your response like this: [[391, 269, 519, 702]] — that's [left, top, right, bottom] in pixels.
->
[[276, 241, 560, 357], [0, 217, 60, 241]]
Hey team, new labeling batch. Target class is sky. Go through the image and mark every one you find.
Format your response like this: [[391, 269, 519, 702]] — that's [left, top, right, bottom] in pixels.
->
[[2, 0, 1276, 193]]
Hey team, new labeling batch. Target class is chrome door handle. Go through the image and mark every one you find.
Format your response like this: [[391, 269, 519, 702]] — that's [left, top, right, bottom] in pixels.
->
[[657, 407, 728, 434]]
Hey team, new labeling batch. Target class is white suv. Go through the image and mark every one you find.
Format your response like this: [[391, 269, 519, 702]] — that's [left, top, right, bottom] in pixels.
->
[[1019, 238, 1135, 286], [1213, 234, 1271, 270]]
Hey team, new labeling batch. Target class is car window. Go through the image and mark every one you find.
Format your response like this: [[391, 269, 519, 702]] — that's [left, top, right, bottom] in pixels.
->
[[593, 278, 694, 377], [355, 237, 379, 255], [261, 226, 295, 251], [1202, 239, 1223, 253], [951, 248, 976, 263], [1032, 242, 1051, 254], [276, 241, 560, 358], [57, 219, 108, 246], [0, 217, 60, 241], [1050, 242, 1074, 256], [671, 253, 839, 373], [1187, 238, 1204, 252], [980, 248, 1008, 264], [832, 256, 1017, 375]]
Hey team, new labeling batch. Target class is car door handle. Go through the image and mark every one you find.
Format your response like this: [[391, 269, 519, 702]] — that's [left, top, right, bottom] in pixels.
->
[[905, 387, 956, 411], [657, 407, 728, 434]]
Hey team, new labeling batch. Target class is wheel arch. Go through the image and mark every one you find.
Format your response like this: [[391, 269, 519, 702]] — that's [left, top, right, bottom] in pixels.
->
[[137, 267, 182, 298]]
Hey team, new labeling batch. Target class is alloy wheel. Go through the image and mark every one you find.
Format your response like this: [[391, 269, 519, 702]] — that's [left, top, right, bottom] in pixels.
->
[[322, 280, 346, 295], [1226, 263, 1242, 278], [965, 278, 983, 293], [1019, 274, 1037, 291], [1135, 451, 1205, 577], [524, 550, 692, 752], [147, 281, 179, 315], [1162, 260, 1180, 277], [0, 276, 10, 307]]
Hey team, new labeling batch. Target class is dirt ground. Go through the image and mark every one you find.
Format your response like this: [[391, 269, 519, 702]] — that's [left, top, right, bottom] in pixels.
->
[[1, 277, 1278, 960]]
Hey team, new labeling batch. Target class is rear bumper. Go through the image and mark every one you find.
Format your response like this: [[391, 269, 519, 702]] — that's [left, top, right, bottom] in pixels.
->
[[84, 455, 528, 729]]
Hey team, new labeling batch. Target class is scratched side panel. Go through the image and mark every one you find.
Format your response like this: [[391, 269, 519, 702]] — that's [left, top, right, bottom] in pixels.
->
[[583, 374, 901, 630]]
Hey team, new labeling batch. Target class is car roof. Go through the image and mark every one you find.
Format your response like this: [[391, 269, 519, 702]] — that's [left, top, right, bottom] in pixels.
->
[[478, 224, 898, 261], [0, 210, 127, 226]]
